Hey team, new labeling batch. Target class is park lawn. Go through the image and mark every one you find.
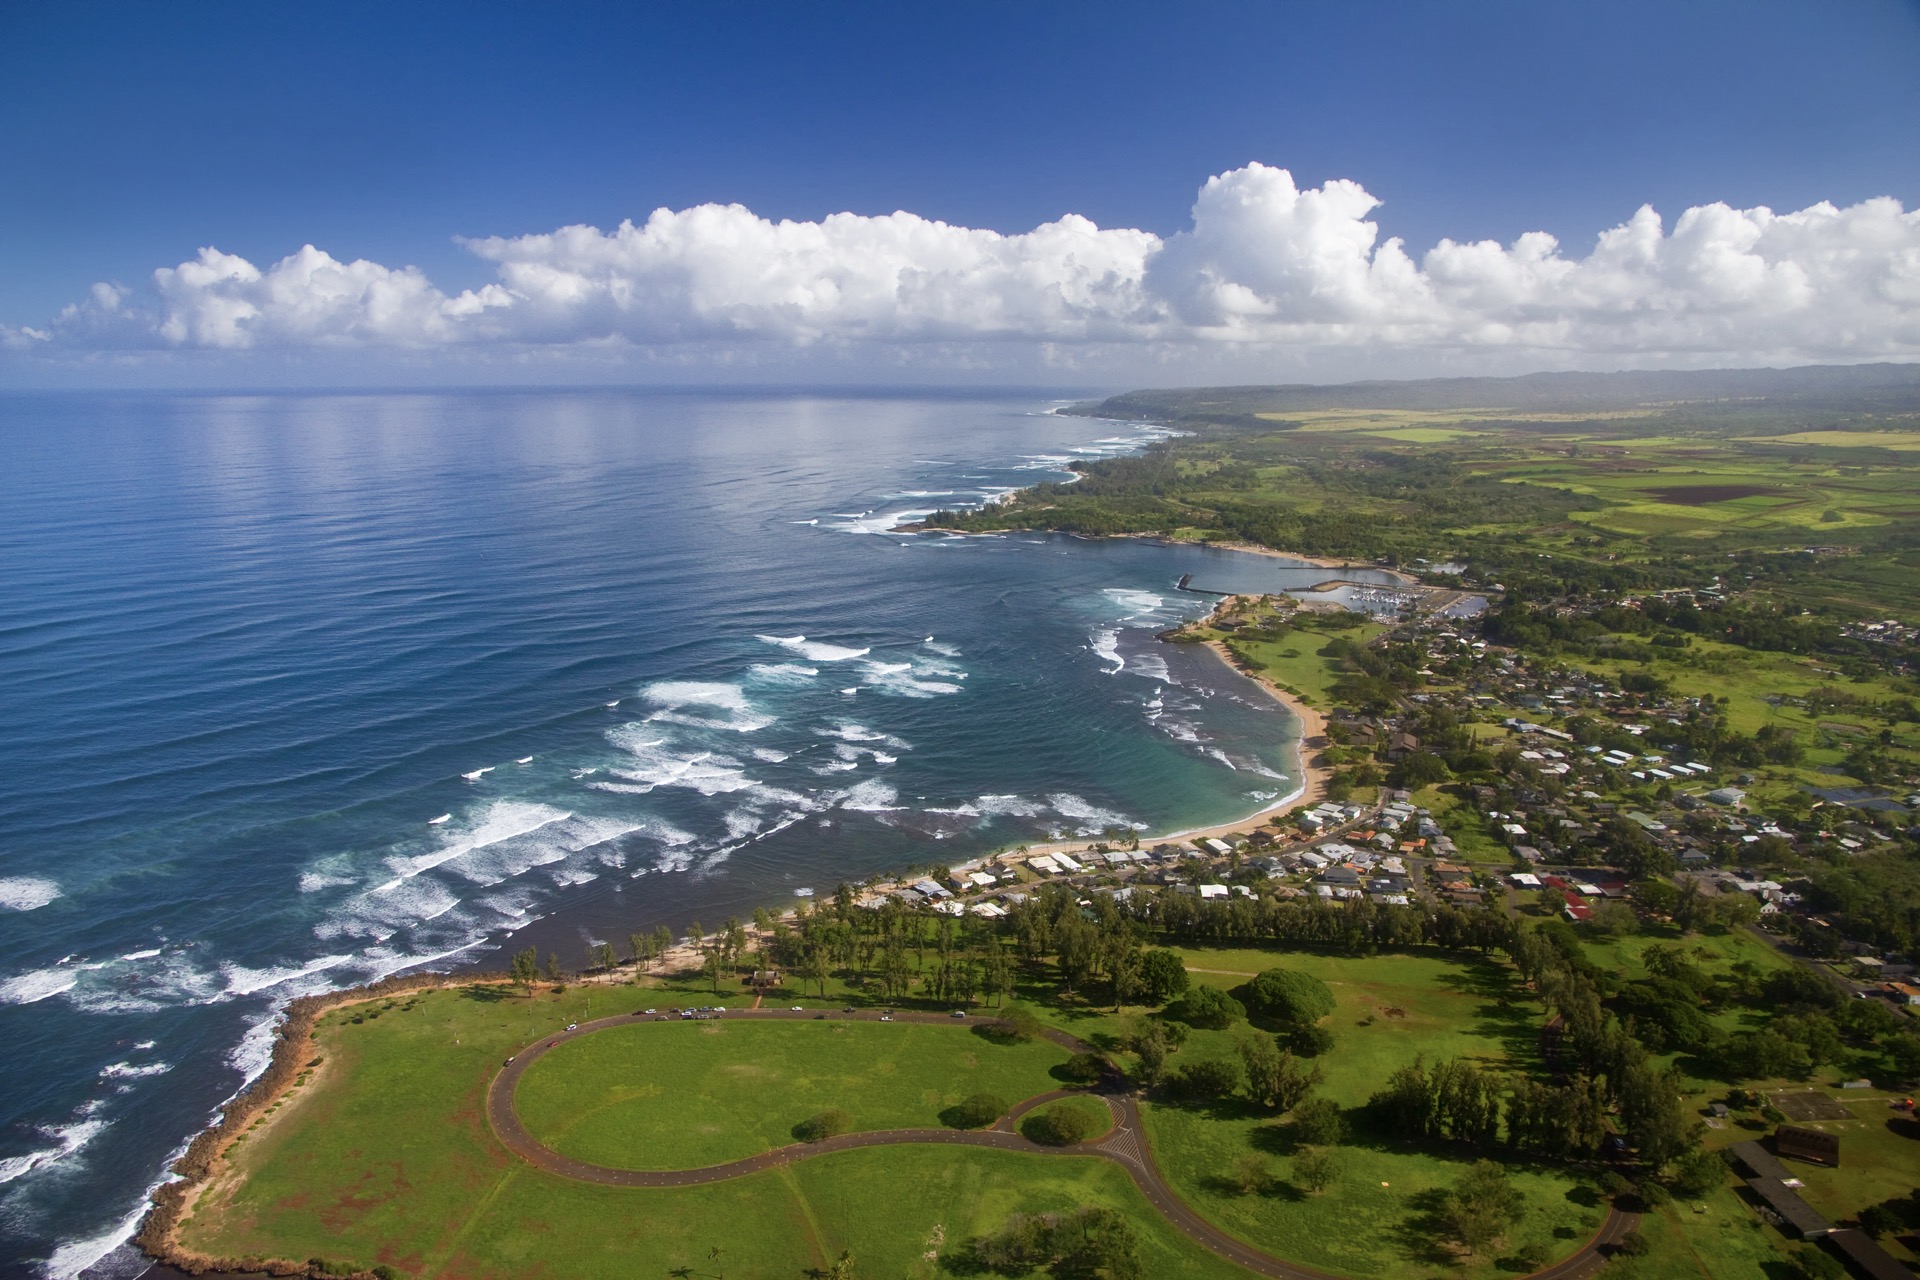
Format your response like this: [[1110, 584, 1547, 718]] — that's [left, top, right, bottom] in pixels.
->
[[1139, 1101, 1595, 1278], [1576, 925, 1791, 987], [1119, 944, 1592, 1277], [1223, 621, 1387, 709], [1168, 946, 1541, 1107], [1620, 1179, 1795, 1280], [514, 1018, 1068, 1170], [185, 983, 1250, 1280]]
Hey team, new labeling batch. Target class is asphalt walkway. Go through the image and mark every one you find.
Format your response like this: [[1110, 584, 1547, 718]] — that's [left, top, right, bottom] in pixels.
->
[[485, 1006, 1634, 1279]]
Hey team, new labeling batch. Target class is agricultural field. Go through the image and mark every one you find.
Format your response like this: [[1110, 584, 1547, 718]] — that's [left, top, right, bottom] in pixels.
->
[[935, 375, 1920, 621], [515, 1017, 1068, 1169]]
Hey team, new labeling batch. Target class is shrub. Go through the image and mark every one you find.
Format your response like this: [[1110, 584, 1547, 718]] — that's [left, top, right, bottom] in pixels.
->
[[793, 1108, 854, 1143], [1243, 968, 1336, 1026], [1021, 1100, 1104, 1146], [997, 1004, 1045, 1041], [1058, 1051, 1108, 1086], [943, 1093, 1007, 1129], [1613, 1229, 1650, 1258], [1288, 1023, 1335, 1057], [1290, 1097, 1346, 1146], [1169, 1056, 1243, 1100], [1172, 984, 1245, 1029]]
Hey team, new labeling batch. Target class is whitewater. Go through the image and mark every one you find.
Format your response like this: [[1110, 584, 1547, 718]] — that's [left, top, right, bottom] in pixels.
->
[[0, 389, 1402, 1277]]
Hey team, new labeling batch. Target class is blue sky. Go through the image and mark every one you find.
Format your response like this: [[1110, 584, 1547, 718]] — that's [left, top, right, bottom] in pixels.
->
[[4, 0, 1918, 384]]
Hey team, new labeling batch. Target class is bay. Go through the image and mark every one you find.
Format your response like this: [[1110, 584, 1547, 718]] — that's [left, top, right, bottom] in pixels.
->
[[0, 389, 1396, 1277]]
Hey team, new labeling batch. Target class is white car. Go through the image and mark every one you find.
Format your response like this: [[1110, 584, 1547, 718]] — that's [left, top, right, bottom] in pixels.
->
[[791, 1005, 804, 1012]]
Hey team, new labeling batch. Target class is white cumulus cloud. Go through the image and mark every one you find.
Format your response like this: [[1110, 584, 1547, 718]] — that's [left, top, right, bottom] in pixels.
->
[[9, 162, 1920, 371]]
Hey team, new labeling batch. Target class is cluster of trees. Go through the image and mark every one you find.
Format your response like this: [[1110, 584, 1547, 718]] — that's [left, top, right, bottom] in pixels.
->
[[1371, 1056, 1508, 1148], [763, 893, 1018, 1005], [1609, 942, 1920, 1081], [961, 1207, 1142, 1279], [1804, 851, 1920, 957]]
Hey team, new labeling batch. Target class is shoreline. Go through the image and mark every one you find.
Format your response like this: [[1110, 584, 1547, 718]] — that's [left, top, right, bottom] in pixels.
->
[[1002, 634, 1327, 861], [131, 587, 1338, 1276], [896, 524, 1420, 587]]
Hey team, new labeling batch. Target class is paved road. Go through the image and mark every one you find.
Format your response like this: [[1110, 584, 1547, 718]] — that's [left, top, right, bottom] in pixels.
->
[[486, 1006, 1634, 1279]]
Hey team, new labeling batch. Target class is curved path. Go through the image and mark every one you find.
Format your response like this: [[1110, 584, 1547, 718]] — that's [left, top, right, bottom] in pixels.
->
[[486, 1006, 1634, 1279]]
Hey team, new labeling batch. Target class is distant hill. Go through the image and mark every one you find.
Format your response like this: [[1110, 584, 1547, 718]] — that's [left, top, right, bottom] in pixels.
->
[[1071, 362, 1920, 426]]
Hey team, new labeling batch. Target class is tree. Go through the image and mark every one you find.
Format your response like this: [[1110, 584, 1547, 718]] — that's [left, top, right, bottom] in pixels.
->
[[1667, 1147, 1727, 1199], [508, 946, 538, 995], [972, 1208, 1139, 1280], [1172, 984, 1245, 1030], [793, 1108, 853, 1142], [591, 940, 616, 974], [1291, 1097, 1346, 1146], [1138, 949, 1191, 1004], [1244, 968, 1336, 1026], [1240, 1036, 1323, 1112], [1293, 1145, 1339, 1194], [826, 1249, 855, 1280], [1021, 1102, 1102, 1146], [544, 951, 562, 985], [1288, 1023, 1335, 1057], [1170, 1056, 1243, 1101], [999, 1003, 1045, 1041], [1059, 1052, 1109, 1086], [1442, 1160, 1525, 1256], [702, 948, 726, 995], [944, 1093, 1007, 1129], [1229, 1152, 1273, 1196]]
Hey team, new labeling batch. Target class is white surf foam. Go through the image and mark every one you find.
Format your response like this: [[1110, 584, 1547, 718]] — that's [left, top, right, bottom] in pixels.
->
[[748, 661, 820, 686], [751, 747, 790, 763], [929, 793, 1047, 819], [0, 1118, 107, 1185], [858, 657, 963, 698], [838, 779, 902, 811], [1048, 793, 1142, 834], [0, 968, 79, 1005], [98, 1061, 170, 1080], [0, 877, 61, 911], [756, 634, 871, 662], [42, 1200, 152, 1280], [219, 953, 359, 999], [376, 801, 573, 890], [640, 680, 774, 731], [818, 722, 911, 749], [1090, 629, 1124, 673]]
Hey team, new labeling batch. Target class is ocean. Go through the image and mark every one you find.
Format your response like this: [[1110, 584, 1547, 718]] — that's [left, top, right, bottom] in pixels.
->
[[0, 388, 1400, 1277]]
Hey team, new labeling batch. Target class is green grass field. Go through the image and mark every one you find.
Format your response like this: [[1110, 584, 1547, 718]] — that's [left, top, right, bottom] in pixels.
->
[[186, 985, 1243, 1280], [514, 1017, 1068, 1169], [1124, 946, 1591, 1277], [1139, 1102, 1595, 1278]]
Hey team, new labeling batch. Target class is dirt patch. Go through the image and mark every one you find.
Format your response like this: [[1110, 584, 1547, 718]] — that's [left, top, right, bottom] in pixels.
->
[[1646, 484, 1777, 505], [1770, 1091, 1852, 1122], [1381, 1006, 1408, 1019]]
